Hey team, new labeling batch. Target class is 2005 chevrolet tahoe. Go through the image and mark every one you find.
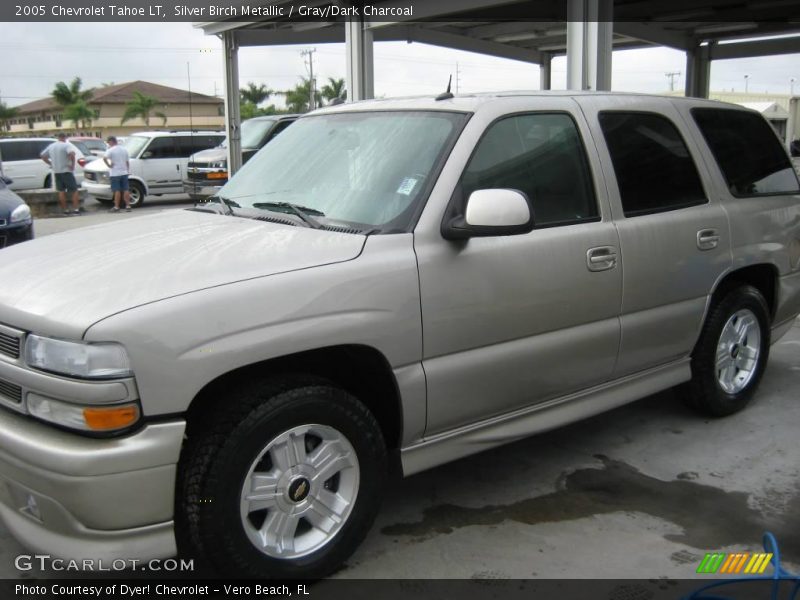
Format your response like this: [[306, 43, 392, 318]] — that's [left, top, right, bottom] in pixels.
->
[[0, 92, 799, 578]]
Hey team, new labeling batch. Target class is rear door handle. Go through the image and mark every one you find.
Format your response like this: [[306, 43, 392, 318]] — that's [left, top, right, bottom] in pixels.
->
[[697, 229, 720, 250], [587, 246, 618, 272]]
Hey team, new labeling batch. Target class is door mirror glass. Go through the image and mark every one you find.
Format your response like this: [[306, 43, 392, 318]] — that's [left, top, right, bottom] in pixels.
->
[[141, 151, 153, 159]]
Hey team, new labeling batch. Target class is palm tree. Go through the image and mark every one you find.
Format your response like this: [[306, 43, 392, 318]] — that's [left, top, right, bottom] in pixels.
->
[[321, 77, 346, 104], [240, 82, 273, 107], [52, 77, 93, 108], [64, 99, 95, 130], [282, 78, 322, 113], [0, 101, 17, 132], [121, 92, 167, 126]]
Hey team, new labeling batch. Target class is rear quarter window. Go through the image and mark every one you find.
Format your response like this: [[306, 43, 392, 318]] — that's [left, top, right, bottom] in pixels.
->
[[692, 107, 800, 196]]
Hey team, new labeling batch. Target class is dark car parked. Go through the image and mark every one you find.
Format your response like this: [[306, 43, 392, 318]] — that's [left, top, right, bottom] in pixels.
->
[[183, 115, 297, 200], [0, 175, 33, 248]]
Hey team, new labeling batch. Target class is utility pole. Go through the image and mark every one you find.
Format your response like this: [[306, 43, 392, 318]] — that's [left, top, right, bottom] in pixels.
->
[[665, 71, 680, 92], [301, 48, 317, 111]]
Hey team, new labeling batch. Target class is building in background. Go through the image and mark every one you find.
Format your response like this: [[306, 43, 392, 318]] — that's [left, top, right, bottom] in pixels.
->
[[5, 81, 224, 138]]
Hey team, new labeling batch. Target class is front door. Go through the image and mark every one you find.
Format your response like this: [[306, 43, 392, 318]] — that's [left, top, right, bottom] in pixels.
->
[[415, 104, 623, 436]]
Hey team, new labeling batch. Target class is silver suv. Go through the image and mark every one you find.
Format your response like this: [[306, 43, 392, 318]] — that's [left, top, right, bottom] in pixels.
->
[[0, 93, 799, 579]]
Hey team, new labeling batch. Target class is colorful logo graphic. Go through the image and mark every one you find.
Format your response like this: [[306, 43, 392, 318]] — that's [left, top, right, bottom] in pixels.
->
[[696, 552, 774, 575]]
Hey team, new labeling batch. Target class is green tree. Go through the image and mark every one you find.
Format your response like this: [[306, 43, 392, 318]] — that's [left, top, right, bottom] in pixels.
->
[[240, 82, 274, 106], [121, 91, 167, 126], [51, 77, 93, 108], [321, 77, 346, 104], [64, 98, 95, 130], [282, 78, 322, 113], [0, 101, 17, 132]]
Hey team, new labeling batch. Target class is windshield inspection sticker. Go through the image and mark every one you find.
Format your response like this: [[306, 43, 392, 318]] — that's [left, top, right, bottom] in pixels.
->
[[396, 177, 418, 196]]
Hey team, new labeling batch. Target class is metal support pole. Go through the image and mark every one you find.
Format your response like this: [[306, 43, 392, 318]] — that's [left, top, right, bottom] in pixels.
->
[[539, 53, 552, 90], [222, 31, 242, 176], [588, 0, 613, 90], [685, 43, 711, 98], [566, 0, 587, 91], [345, 18, 374, 102]]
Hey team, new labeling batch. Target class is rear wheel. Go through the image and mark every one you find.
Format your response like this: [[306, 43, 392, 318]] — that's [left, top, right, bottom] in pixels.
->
[[685, 285, 770, 416], [177, 378, 386, 578], [43, 174, 51, 189], [128, 181, 146, 207]]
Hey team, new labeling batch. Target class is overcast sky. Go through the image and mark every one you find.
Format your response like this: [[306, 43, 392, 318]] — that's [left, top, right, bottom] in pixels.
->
[[1, 22, 799, 109]]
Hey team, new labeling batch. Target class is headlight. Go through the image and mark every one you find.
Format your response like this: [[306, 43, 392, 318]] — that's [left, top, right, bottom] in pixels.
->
[[10, 204, 31, 224], [99, 172, 110, 183], [25, 335, 132, 379], [208, 161, 227, 169], [27, 393, 141, 433]]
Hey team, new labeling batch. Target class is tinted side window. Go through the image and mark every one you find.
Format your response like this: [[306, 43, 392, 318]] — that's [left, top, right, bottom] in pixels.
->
[[599, 112, 706, 217], [144, 137, 178, 159], [692, 108, 800, 196], [267, 120, 294, 143], [461, 113, 598, 226], [0, 141, 50, 161], [177, 135, 224, 156]]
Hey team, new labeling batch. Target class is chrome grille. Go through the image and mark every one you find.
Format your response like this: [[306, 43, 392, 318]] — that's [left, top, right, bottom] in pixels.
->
[[0, 331, 20, 359], [0, 378, 22, 404]]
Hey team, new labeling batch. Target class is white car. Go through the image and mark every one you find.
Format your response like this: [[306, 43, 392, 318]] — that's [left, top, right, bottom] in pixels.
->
[[0, 138, 89, 191], [81, 131, 224, 207]]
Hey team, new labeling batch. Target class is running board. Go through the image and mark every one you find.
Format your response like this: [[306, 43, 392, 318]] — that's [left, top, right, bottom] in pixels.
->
[[400, 359, 691, 476]]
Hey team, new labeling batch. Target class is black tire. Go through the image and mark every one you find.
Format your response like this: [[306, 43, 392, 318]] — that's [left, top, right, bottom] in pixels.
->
[[43, 174, 51, 189], [685, 285, 770, 417], [177, 377, 386, 578], [93, 197, 113, 206], [128, 181, 146, 207]]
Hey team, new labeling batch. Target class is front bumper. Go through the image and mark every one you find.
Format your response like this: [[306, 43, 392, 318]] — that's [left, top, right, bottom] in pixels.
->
[[0, 323, 185, 561], [0, 221, 33, 248], [182, 179, 224, 199], [81, 180, 113, 200]]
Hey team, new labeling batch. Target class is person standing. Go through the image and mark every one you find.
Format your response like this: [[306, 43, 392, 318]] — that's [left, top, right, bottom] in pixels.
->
[[40, 133, 80, 215], [104, 136, 131, 212]]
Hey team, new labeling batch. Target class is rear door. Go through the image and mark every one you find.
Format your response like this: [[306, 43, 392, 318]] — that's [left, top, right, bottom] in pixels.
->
[[415, 99, 623, 435], [579, 96, 731, 376]]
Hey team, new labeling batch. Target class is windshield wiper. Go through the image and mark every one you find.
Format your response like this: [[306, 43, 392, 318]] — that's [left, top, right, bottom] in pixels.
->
[[252, 202, 325, 229]]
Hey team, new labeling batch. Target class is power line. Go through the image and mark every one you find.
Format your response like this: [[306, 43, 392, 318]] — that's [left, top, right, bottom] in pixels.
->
[[665, 71, 681, 91]]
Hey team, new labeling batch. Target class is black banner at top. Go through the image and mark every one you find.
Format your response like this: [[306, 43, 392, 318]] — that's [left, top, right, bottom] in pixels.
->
[[2, 0, 799, 23]]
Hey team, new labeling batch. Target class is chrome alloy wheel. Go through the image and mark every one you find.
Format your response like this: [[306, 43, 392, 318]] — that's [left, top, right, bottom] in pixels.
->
[[239, 424, 360, 559], [716, 308, 761, 394]]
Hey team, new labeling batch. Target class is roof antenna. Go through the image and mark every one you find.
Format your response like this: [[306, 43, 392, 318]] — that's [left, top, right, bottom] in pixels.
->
[[436, 75, 454, 101]]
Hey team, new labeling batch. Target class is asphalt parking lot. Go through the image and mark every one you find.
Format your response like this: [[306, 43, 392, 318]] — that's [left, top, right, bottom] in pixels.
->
[[1, 196, 798, 581]]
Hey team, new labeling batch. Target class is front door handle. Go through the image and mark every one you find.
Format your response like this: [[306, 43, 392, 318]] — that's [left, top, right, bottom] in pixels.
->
[[697, 229, 720, 250], [587, 246, 618, 272]]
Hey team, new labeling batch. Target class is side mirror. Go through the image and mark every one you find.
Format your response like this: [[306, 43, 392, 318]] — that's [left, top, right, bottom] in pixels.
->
[[1, 176, 12, 186], [141, 151, 153, 159], [442, 189, 534, 240]]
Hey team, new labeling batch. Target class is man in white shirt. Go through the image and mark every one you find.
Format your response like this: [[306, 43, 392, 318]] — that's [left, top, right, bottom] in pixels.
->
[[104, 136, 131, 212], [40, 133, 80, 215]]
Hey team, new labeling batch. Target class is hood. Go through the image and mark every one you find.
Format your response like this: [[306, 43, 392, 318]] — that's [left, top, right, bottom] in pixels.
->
[[0, 186, 25, 216], [0, 209, 366, 339], [189, 147, 227, 164]]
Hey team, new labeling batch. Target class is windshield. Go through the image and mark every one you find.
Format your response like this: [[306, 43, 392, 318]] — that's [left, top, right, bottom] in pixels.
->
[[218, 119, 280, 149], [122, 136, 149, 158], [219, 110, 466, 232]]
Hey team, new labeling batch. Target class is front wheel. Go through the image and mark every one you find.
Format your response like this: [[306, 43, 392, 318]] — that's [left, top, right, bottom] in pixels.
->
[[685, 285, 770, 417], [128, 181, 146, 207], [177, 378, 387, 578]]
